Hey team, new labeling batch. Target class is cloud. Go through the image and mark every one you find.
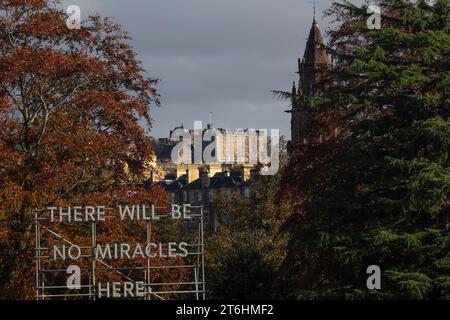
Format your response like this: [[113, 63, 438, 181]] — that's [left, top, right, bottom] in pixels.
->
[[61, 0, 336, 139]]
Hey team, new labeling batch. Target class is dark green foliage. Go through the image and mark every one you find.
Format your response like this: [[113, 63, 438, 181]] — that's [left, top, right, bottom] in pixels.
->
[[207, 242, 276, 300], [277, 0, 450, 300]]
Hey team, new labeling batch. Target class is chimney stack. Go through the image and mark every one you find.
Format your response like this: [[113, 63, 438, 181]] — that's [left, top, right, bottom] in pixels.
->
[[186, 169, 190, 184], [250, 168, 259, 182], [199, 167, 210, 189]]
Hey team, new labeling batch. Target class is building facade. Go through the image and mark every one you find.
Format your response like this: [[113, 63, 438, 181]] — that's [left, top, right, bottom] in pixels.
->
[[164, 166, 253, 232], [153, 123, 266, 183]]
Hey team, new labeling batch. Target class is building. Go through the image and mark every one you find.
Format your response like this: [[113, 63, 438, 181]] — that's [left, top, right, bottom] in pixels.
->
[[151, 16, 331, 231], [153, 123, 266, 183], [151, 124, 262, 232], [287, 16, 331, 146], [164, 166, 254, 232]]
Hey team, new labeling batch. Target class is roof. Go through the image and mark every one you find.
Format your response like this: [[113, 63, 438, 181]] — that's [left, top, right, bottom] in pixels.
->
[[184, 174, 248, 191], [165, 175, 188, 191], [302, 20, 330, 67], [153, 143, 173, 161]]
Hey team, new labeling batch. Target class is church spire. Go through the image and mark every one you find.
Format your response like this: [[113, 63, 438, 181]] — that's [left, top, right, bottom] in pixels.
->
[[298, 11, 330, 97], [288, 3, 331, 147], [303, 17, 329, 66]]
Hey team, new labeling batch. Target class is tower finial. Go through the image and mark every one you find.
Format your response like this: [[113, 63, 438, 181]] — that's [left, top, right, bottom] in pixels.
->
[[314, 0, 316, 21], [309, 0, 319, 24]]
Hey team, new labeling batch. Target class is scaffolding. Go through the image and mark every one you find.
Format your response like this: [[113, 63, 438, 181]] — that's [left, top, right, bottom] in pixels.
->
[[34, 206, 206, 300]]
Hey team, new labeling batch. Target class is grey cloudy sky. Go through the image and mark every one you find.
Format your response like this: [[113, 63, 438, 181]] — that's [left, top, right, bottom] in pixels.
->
[[61, 0, 338, 139]]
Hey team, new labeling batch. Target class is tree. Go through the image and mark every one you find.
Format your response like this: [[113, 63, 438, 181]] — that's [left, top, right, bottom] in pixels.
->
[[0, 0, 165, 298], [205, 140, 293, 299], [276, 0, 450, 299]]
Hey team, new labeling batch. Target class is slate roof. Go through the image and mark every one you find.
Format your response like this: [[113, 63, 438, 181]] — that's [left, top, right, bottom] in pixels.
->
[[165, 175, 188, 191], [154, 143, 173, 161], [303, 20, 330, 67], [183, 173, 247, 191]]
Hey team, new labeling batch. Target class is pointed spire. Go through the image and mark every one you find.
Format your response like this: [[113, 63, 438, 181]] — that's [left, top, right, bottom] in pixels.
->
[[302, 15, 330, 66], [298, 6, 331, 97]]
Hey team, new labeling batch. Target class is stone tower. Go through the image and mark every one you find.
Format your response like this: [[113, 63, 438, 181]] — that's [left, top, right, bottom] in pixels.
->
[[289, 16, 331, 146]]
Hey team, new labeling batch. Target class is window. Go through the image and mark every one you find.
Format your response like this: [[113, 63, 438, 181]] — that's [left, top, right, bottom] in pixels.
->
[[190, 191, 202, 203], [208, 190, 215, 203]]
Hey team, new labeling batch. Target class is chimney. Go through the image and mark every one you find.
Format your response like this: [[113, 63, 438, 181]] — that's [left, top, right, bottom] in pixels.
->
[[240, 167, 247, 181], [149, 171, 154, 184], [199, 168, 210, 189], [208, 112, 213, 129], [185, 169, 190, 184], [250, 169, 259, 182]]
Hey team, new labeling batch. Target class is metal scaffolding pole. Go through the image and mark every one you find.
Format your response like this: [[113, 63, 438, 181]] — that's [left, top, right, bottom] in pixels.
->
[[201, 210, 206, 300], [146, 220, 151, 301], [34, 211, 41, 301], [91, 222, 96, 300]]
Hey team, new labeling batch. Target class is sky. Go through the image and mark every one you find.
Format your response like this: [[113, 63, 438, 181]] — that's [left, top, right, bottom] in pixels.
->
[[61, 0, 339, 139]]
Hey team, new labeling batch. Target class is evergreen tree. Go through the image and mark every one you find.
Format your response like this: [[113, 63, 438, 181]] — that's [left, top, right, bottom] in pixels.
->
[[277, 0, 450, 300]]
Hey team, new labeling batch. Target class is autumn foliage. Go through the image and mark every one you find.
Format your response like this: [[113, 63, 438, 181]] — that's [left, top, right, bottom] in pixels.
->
[[0, 0, 171, 299]]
